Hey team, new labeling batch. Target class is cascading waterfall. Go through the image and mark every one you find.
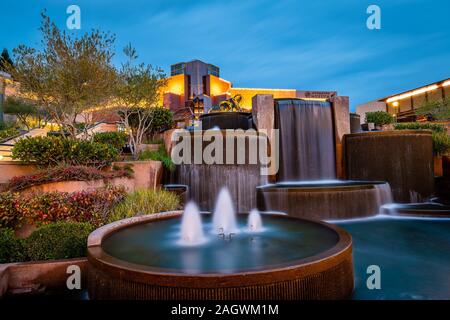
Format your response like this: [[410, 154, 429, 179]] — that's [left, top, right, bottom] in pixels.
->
[[275, 99, 336, 180], [174, 163, 264, 213], [267, 99, 395, 218], [170, 130, 267, 212], [379, 203, 398, 215], [374, 183, 393, 210]]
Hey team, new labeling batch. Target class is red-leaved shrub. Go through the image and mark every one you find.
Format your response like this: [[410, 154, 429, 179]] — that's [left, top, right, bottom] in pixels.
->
[[0, 187, 126, 228]]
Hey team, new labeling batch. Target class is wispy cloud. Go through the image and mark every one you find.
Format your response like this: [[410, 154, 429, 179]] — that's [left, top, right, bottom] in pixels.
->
[[2, 0, 449, 111]]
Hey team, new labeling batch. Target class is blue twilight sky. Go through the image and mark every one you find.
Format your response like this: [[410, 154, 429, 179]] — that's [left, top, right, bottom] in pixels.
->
[[1, 0, 449, 111]]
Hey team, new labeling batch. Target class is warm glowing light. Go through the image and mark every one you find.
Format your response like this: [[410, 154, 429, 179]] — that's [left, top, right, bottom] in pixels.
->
[[209, 75, 232, 96], [386, 84, 439, 103], [233, 87, 296, 92], [303, 98, 328, 102], [443, 80, 450, 87], [167, 78, 184, 95], [392, 101, 399, 107]]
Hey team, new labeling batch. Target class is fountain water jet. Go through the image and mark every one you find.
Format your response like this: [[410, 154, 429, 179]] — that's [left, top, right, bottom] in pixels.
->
[[248, 209, 264, 232], [212, 188, 238, 234], [179, 202, 206, 245]]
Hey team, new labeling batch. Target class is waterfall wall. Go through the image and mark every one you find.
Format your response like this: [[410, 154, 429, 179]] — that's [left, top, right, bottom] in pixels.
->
[[275, 99, 336, 181], [170, 130, 267, 212]]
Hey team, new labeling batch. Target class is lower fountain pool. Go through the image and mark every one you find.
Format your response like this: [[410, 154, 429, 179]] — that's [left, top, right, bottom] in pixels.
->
[[381, 203, 450, 217], [336, 215, 450, 299], [87, 211, 353, 300], [16, 215, 450, 300], [101, 214, 339, 274]]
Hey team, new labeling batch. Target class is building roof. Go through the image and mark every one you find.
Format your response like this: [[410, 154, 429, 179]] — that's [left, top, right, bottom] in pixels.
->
[[379, 77, 450, 102]]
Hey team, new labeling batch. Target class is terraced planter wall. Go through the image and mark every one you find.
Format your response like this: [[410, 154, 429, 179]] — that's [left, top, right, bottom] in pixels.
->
[[19, 177, 135, 195]]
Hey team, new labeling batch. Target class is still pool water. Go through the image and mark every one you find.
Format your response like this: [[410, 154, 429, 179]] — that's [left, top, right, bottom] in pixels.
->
[[102, 215, 338, 273], [334, 215, 450, 300]]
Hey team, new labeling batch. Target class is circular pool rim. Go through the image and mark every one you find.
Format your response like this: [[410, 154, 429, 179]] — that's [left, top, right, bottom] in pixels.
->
[[87, 211, 354, 299], [257, 180, 388, 193], [384, 203, 450, 217], [199, 111, 252, 119], [344, 129, 432, 138]]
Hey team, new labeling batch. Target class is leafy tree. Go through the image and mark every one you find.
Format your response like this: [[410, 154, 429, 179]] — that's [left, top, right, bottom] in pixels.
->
[[114, 44, 167, 158], [3, 96, 49, 130], [127, 106, 173, 140], [0, 48, 13, 72], [148, 106, 173, 136], [5, 12, 117, 138], [415, 97, 450, 121]]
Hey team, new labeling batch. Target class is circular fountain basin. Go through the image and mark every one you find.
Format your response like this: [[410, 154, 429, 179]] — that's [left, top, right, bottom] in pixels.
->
[[257, 180, 392, 220], [382, 203, 450, 217], [87, 211, 353, 300]]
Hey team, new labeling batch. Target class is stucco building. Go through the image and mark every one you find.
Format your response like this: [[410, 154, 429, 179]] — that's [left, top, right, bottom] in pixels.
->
[[161, 59, 337, 123], [356, 78, 450, 123]]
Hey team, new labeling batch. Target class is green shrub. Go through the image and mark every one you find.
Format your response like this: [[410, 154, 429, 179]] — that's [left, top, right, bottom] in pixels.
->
[[24, 222, 93, 261], [432, 132, 450, 156], [0, 120, 15, 130], [394, 122, 450, 155], [6, 165, 133, 192], [92, 131, 128, 153], [0, 121, 7, 130], [138, 145, 174, 171], [0, 228, 25, 263], [12, 136, 119, 168], [109, 189, 180, 223], [394, 122, 446, 133], [0, 127, 20, 142], [365, 111, 394, 126]]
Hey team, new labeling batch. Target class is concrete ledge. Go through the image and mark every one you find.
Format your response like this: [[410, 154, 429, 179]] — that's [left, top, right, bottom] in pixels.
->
[[1, 160, 163, 193], [0, 257, 87, 298], [0, 161, 37, 184], [113, 160, 163, 190], [0, 265, 9, 297], [19, 177, 135, 195]]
